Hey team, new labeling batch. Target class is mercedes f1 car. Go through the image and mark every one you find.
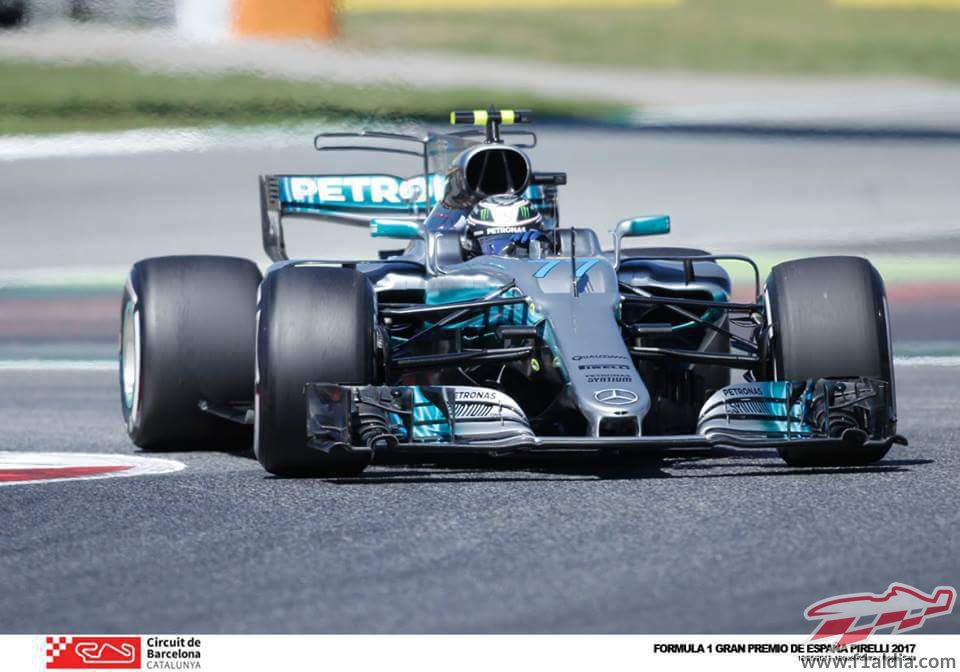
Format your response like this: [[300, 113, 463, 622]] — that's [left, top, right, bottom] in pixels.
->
[[120, 109, 906, 476]]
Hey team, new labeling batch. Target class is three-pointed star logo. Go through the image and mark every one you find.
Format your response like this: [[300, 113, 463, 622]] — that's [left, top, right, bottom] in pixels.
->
[[594, 389, 639, 405]]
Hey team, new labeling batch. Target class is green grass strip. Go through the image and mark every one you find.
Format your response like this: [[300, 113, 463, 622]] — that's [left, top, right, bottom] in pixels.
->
[[343, 0, 960, 80], [0, 60, 626, 135]]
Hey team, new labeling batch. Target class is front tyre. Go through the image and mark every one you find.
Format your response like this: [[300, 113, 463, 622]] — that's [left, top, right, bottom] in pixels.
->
[[254, 265, 377, 477], [763, 256, 895, 467]]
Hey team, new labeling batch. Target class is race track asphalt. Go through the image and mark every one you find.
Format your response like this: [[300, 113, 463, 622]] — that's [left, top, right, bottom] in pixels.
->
[[0, 366, 956, 634], [0, 127, 958, 634]]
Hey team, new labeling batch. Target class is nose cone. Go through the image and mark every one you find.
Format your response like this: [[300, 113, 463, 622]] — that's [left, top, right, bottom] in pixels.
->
[[577, 375, 651, 436], [559, 313, 651, 436], [514, 258, 651, 437]]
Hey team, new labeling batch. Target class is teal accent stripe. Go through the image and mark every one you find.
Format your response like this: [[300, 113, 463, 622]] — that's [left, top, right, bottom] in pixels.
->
[[534, 259, 599, 279], [575, 259, 599, 277], [411, 387, 450, 441], [534, 260, 562, 278]]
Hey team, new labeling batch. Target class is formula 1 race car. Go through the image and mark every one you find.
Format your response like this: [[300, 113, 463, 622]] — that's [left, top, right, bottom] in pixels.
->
[[119, 109, 906, 476]]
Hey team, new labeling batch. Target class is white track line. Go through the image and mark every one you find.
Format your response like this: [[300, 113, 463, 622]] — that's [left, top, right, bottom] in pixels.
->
[[894, 356, 960, 367], [0, 360, 117, 372], [0, 123, 341, 162], [0, 265, 128, 289], [0, 128, 215, 162]]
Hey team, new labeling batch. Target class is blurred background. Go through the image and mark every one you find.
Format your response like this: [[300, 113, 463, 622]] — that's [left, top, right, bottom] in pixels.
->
[[0, 0, 958, 365]]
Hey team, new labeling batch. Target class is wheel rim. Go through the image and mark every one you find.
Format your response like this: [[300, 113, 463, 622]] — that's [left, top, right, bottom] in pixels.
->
[[120, 299, 139, 417]]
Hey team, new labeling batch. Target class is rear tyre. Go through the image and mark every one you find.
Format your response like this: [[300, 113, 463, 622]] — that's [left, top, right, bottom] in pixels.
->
[[255, 265, 377, 477], [763, 256, 894, 467], [121, 255, 262, 449]]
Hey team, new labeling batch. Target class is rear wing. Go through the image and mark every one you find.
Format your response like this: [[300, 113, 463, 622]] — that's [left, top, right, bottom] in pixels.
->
[[259, 128, 565, 261], [259, 173, 441, 261]]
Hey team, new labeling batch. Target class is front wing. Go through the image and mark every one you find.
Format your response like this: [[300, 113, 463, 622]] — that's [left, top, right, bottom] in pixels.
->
[[303, 378, 905, 459]]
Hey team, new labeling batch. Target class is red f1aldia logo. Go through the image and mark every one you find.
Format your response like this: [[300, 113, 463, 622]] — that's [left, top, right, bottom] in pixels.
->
[[46, 636, 141, 669], [805, 583, 956, 646]]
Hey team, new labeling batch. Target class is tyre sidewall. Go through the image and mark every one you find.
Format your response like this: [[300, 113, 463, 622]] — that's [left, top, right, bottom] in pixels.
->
[[255, 265, 376, 476]]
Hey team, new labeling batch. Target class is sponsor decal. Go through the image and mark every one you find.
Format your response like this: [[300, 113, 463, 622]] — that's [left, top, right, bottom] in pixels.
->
[[281, 174, 444, 208], [47, 637, 140, 669], [476, 225, 525, 236], [586, 374, 633, 384], [454, 389, 501, 401], [723, 385, 764, 397], [0, 452, 184, 487], [453, 389, 517, 419], [805, 583, 956, 646], [578, 364, 631, 371], [572, 354, 629, 361], [594, 389, 639, 405]]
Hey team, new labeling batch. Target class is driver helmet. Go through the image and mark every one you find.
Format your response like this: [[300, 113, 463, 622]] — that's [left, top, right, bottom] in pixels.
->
[[463, 194, 544, 257]]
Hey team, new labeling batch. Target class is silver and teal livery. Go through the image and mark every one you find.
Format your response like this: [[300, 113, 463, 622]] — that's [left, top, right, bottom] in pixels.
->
[[252, 109, 904, 469]]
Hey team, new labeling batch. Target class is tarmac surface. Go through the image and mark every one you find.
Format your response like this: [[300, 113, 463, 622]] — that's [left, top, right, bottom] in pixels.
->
[[0, 366, 956, 633]]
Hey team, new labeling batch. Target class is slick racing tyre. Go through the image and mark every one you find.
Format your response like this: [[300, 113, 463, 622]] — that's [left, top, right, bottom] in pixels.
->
[[121, 255, 262, 449], [255, 265, 377, 477], [763, 256, 894, 467]]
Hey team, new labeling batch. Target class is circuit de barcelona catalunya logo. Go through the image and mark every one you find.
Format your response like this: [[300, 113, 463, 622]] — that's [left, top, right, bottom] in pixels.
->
[[805, 583, 956, 645], [46, 636, 141, 669]]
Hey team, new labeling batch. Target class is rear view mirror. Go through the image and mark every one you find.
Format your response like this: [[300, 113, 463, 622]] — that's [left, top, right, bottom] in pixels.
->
[[617, 215, 670, 237], [612, 215, 670, 266], [369, 218, 424, 240]]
